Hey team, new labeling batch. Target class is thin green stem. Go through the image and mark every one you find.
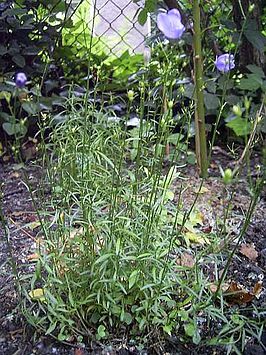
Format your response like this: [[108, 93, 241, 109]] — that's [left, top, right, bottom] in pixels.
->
[[192, 0, 208, 177]]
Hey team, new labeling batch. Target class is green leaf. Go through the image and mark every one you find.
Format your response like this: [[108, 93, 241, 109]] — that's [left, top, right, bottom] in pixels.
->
[[226, 117, 252, 136], [167, 133, 184, 145], [2, 122, 27, 136], [22, 102, 38, 115], [123, 312, 133, 325], [45, 321, 57, 335], [129, 270, 138, 289], [0, 45, 7, 55], [163, 324, 173, 336], [246, 65, 265, 78], [238, 74, 262, 91], [0, 91, 11, 104], [184, 322, 196, 337], [138, 9, 148, 26], [204, 92, 220, 110], [244, 29, 266, 52], [12, 54, 25, 68], [184, 84, 195, 99], [193, 329, 201, 345], [115, 238, 121, 255], [94, 253, 113, 265], [96, 325, 106, 339]]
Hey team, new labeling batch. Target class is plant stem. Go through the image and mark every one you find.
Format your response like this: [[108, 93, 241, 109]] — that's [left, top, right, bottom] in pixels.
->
[[192, 0, 208, 177]]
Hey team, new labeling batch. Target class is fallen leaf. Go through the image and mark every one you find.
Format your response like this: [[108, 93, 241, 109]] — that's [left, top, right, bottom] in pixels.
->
[[202, 225, 212, 233], [189, 211, 204, 225], [69, 227, 84, 239], [3, 154, 11, 162], [184, 231, 209, 246], [240, 243, 258, 261], [224, 282, 254, 305], [11, 211, 24, 217], [195, 186, 209, 194], [210, 281, 262, 306], [209, 283, 230, 293], [176, 252, 195, 268], [27, 253, 39, 261], [74, 348, 85, 355], [28, 288, 45, 302], [18, 92, 28, 102], [9, 171, 21, 179], [27, 221, 41, 230], [253, 281, 263, 296]]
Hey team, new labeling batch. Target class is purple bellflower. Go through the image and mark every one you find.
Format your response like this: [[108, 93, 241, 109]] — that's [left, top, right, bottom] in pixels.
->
[[215, 54, 235, 73], [15, 72, 27, 88], [157, 9, 185, 40]]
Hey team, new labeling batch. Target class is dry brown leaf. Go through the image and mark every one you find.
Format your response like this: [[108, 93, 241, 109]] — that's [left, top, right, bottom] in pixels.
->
[[74, 348, 85, 355], [27, 253, 39, 261], [177, 252, 195, 268], [240, 243, 258, 261], [9, 171, 21, 179], [253, 281, 263, 296], [224, 281, 254, 305], [209, 283, 230, 293], [3, 154, 10, 162], [210, 281, 262, 305], [10, 211, 24, 217]]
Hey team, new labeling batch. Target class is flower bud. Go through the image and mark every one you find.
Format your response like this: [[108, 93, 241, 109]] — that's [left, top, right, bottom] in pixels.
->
[[168, 100, 174, 109], [244, 97, 251, 111], [223, 168, 233, 184], [232, 105, 242, 117], [248, 4, 255, 13], [127, 90, 134, 102]]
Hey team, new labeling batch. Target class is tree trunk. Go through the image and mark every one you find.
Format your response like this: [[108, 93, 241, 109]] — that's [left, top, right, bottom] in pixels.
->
[[233, 0, 265, 72]]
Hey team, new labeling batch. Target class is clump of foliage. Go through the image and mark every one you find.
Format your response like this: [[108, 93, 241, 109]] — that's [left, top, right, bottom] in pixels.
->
[[20, 89, 265, 353], [1, 1, 265, 354]]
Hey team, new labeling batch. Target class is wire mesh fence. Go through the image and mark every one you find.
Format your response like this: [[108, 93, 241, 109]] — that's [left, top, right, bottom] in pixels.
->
[[67, 0, 151, 57]]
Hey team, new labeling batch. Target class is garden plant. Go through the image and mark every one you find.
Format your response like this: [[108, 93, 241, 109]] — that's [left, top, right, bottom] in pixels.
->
[[0, 0, 265, 354]]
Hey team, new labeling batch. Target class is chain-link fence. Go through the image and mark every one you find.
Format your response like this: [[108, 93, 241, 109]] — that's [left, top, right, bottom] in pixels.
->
[[68, 0, 151, 57]]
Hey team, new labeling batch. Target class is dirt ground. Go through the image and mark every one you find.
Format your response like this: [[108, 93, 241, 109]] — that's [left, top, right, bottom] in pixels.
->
[[0, 148, 265, 355]]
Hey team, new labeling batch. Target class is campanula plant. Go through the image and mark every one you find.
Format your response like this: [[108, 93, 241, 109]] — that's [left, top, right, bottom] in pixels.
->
[[157, 9, 185, 40], [215, 54, 235, 73], [15, 72, 27, 88]]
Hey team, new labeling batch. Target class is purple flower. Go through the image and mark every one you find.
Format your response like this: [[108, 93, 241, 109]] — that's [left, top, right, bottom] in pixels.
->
[[15, 72, 27, 88], [215, 54, 235, 73], [157, 9, 185, 40]]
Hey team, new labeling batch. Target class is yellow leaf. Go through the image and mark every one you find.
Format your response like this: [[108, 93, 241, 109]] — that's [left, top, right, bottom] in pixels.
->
[[195, 186, 209, 194], [189, 211, 204, 225], [185, 231, 209, 245], [27, 221, 41, 230], [29, 288, 46, 302]]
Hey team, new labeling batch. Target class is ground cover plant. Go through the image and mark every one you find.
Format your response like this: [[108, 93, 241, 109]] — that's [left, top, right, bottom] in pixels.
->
[[0, 0, 266, 354]]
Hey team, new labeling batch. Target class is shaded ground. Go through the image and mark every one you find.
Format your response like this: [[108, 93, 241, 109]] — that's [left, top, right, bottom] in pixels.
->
[[0, 148, 265, 354]]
